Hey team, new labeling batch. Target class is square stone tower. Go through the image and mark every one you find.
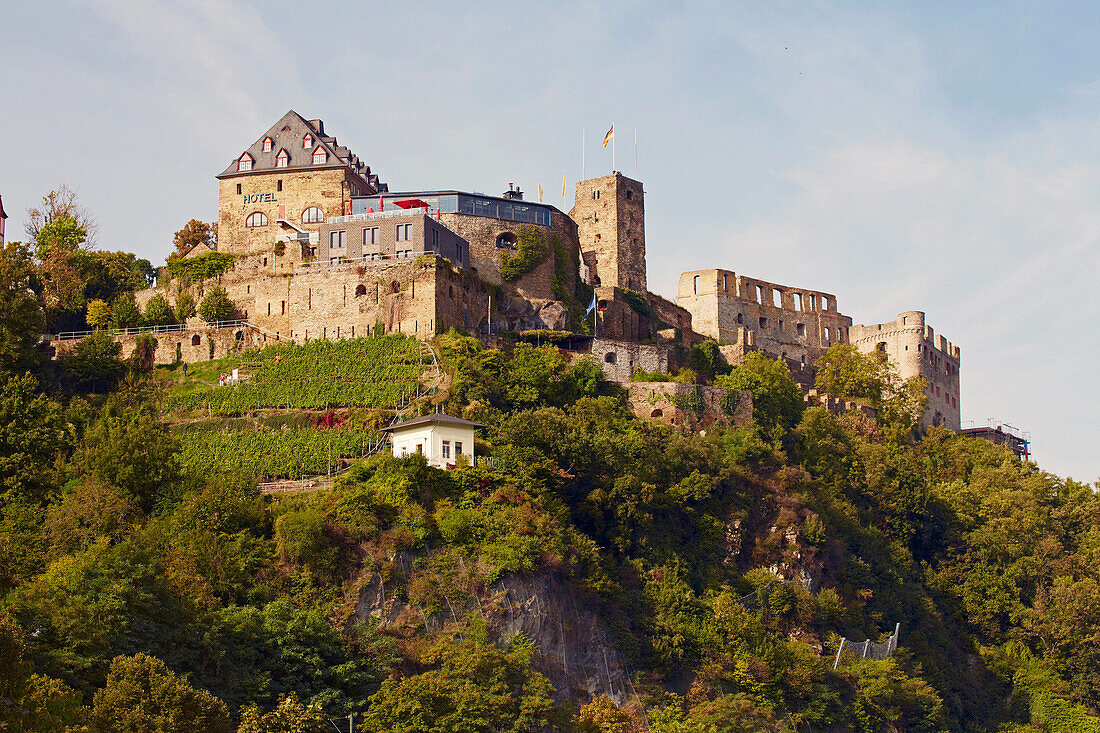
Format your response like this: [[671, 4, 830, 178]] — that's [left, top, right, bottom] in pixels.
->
[[570, 173, 647, 292]]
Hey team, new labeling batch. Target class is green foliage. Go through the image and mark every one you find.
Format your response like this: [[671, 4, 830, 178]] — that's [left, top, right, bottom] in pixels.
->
[[86, 299, 111, 328], [360, 640, 558, 733], [81, 399, 180, 509], [172, 219, 215, 257], [198, 286, 235, 323], [814, 344, 928, 439], [617, 287, 656, 321], [716, 351, 804, 443], [34, 215, 86, 259], [110, 291, 142, 329], [237, 693, 330, 733], [0, 241, 46, 374], [91, 653, 230, 733], [0, 373, 66, 505], [174, 291, 196, 321], [71, 250, 155, 303], [66, 330, 126, 392], [500, 226, 550, 281], [686, 340, 731, 382], [143, 293, 174, 326], [166, 252, 236, 284], [846, 659, 945, 733], [165, 336, 424, 414], [276, 508, 337, 576]]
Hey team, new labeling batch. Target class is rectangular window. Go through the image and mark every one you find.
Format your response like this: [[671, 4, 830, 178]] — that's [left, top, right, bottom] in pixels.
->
[[822, 296, 830, 310], [442, 440, 451, 459], [454, 441, 463, 456], [759, 317, 768, 329], [722, 273, 728, 291], [773, 289, 782, 308], [330, 230, 346, 248], [693, 275, 699, 294], [755, 285, 763, 303], [796, 323, 805, 336], [415, 443, 423, 454], [824, 327, 831, 341], [793, 293, 802, 311], [808, 294, 816, 310], [364, 227, 379, 246], [330, 257, 339, 264], [405, 224, 412, 240]]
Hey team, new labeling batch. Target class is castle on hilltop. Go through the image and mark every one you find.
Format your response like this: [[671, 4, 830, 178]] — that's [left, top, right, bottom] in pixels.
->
[[76, 110, 959, 430]]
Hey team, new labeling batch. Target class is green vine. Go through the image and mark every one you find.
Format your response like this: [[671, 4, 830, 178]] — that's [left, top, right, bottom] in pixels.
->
[[167, 252, 237, 284], [500, 226, 550, 281]]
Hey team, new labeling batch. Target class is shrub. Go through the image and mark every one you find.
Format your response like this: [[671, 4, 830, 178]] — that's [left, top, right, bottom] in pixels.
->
[[174, 291, 196, 321], [143, 293, 174, 326], [198, 286, 234, 323]]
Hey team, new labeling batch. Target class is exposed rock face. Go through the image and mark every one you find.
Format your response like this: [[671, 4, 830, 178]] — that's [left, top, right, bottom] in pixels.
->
[[348, 568, 631, 704]]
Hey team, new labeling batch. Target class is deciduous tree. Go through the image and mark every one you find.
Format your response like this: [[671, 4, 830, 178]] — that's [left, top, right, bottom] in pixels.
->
[[91, 653, 230, 733], [0, 241, 46, 374]]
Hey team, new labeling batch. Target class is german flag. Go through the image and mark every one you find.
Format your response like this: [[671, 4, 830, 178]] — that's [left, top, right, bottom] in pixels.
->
[[602, 125, 614, 147]]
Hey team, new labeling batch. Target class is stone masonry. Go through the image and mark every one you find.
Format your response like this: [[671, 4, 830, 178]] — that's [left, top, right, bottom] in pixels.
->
[[571, 173, 647, 292], [849, 311, 961, 430]]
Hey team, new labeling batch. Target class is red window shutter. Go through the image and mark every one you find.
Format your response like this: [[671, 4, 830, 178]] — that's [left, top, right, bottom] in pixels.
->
[[278, 205, 286, 219]]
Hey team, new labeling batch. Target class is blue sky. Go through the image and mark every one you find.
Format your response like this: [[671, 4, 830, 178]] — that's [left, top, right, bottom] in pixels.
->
[[2, 1, 1097, 480]]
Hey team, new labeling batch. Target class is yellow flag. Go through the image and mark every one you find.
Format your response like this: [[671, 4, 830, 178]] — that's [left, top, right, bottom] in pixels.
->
[[562, 174, 566, 198], [538, 181, 543, 202]]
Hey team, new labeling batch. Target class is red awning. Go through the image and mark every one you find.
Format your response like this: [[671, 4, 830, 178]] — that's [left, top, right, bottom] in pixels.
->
[[394, 198, 430, 209]]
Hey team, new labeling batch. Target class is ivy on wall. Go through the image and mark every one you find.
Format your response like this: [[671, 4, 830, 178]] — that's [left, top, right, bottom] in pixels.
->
[[500, 226, 550, 281], [166, 252, 237, 284]]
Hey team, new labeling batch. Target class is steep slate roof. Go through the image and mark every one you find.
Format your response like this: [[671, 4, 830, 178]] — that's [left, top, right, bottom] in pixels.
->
[[216, 110, 387, 193], [381, 413, 485, 432]]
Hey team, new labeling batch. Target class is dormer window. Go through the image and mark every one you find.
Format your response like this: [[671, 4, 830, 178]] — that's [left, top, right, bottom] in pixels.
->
[[237, 153, 253, 171], [275, 149, 289, 168], [312, 147, 328, 165], [303, 133, 313, 148], [262, 136, 273, 152]]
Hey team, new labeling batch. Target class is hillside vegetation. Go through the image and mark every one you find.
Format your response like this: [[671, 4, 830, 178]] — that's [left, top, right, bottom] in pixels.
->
[[1, 303, 1099, 731]]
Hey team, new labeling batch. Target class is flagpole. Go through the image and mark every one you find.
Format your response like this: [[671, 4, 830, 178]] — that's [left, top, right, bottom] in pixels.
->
[[634, 128, 638, 178], [582, 128, 585, 180], [612, 132, 616, 173]]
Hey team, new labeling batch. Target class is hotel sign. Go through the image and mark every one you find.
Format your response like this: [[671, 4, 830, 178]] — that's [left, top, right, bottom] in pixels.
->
[[242, 193, 277, 204]]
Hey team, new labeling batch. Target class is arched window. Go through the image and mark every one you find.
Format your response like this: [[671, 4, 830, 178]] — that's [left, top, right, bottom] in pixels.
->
[[355, 284, 367, 297], [191, 335, 201, 346], [496, 232, 517, 249], [245, 211, 268, 227], [604, 352, 617, 364], [303, 133, 313, 148], [275, 149, 289, 168], [237, 153, 253, 171], [312, 146, 327, 165], [262, 136, 273, 152], [302, 206, 324, 223]]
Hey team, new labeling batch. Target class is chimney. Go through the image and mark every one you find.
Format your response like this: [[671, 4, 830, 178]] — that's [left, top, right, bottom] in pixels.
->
[[502, 183, 524, 200], [308, 119, 325, 135]]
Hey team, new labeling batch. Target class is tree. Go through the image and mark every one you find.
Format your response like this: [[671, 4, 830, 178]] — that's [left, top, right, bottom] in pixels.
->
[[716, 351, 804, 443], [198, 286, 234, 323], [25, 186, 97, 249], [33, 216, 87, 260], [175, 291, 196, 321], [237, 693, 330, 733], [12, 674, 92, 733], [171, 219, 215, 257], [361, 639, 558, 733], [110, 291, 142, 329], [81, 399, 180, 509], [0, 240, 46, 374], [814, 344, 927, 439], [0, 372, 66, 504], [86, 299, 111, 329], [36, 250, 87, 331], [72, 250, 155, 302], [91, 653, 230, 733], [65, 330, 126, 392], [143, 293, 174, 326]]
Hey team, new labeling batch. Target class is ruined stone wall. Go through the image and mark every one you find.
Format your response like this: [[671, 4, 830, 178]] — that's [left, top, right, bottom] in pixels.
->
[[570, 173, 646, 292], [49, 323, 255, 365], [678, 268, 851, 364], [217, 168, 352, 256], [849, 311, 961, 430], [626, 382, 753, 431], [587, 337, 669, 383]]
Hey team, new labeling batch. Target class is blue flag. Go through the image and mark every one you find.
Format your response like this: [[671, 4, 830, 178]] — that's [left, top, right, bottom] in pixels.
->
[[586, 292, 596, 315]]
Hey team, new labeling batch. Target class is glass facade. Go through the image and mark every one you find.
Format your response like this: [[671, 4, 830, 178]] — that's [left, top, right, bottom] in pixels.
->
[[352, 191, 551, 226]]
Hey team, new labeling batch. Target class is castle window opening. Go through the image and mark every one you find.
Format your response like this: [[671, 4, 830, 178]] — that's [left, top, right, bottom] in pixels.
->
[[755, 285, 764, 303], [902, 316, 908, 325], [736, 313, 743, 325], [247, 285, 250, 293], [355, 284, 366, 297], [245, 211, 268, 227], [778, 319, 784, 331], [693, 275, 699, 294], [263, 257, 268, 266], [275, 150, 288, 168], [604, 352, 617, 364], [793, 293, 802, 311], [808, 294, 816, 310], [772, 289, 782, 308], [237, 153, 253, 171], [267, 303, 271, 315], [396, 223, 412, 241], [303, 133, 312, 148], [759, 317, 768, 329], [191, 335, 201, 346], [824, 327, 831, 341], [496, 231, 517, 249], [651, 409, 662, 417], [276, 179, 283, 191], [302, 206, 324, 223], [626, 189, 633, 199], [312, 147, 327, 165], [594, 233, 601, 241], [391, 280, 400, 293], [722, 273, 728, 291], [262, 137, 273, 152], [822, 296, 830, 310], [796, 323, 805, 336], [236, 183, 242, 195], [280, 301, 285, 315], [365, 227, 379, 245], [876, 342, 887, 354]]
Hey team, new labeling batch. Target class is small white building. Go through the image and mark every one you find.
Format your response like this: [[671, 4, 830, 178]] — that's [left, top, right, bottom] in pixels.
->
[[381, 413, 483, 469]]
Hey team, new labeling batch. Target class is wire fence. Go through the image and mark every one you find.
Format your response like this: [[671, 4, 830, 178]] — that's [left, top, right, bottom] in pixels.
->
[[832, 623, 901, 668]]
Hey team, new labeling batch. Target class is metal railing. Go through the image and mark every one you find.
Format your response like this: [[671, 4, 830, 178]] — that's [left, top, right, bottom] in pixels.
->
[[42, 319, 252, 342], [327, 207, 433, 224], [293, 251, 436, 273]]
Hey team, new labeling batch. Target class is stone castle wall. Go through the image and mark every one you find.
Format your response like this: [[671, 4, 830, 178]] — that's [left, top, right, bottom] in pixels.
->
[[849, 311, 961, 430], [678, 268, 852, 365], [626, 382, 753, 431], [49, 322, 256, 365]]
